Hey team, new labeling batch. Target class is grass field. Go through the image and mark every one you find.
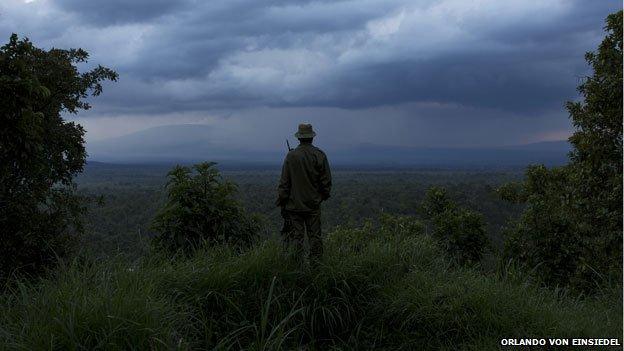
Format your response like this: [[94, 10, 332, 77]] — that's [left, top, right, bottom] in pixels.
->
[[1, 215, 620, 350]]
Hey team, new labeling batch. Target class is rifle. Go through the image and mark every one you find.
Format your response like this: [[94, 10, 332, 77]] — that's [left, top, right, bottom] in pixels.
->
[[281, 139, 293, 236]]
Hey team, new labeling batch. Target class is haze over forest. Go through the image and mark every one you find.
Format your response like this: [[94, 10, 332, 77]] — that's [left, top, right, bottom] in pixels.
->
[[88, 123, 572, 167]]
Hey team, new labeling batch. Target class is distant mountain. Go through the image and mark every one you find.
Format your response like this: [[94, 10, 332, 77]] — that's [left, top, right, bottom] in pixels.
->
[[87, 124, 571, 168], [88, 124, 275, 164], [329, 140, 571, 167], [500, 140, 571, 152]]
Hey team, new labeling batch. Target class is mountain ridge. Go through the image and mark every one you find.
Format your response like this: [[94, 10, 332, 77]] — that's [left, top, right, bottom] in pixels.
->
[[87, 124, 571, 167]]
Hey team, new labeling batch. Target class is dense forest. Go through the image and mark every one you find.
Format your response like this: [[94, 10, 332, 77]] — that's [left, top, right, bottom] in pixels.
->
[[77, 163, 524, 260], [0, 9, 622, 351]]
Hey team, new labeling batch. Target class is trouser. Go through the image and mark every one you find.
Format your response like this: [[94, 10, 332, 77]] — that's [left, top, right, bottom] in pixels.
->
[[281, 209, 323, 263]]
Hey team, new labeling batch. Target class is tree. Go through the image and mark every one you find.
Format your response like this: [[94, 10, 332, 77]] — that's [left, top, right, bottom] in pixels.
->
[[500, 11, 622, 290], [0, 34, 117, 280], [421, 187, 489, 265], [151, 162, 259, 253]]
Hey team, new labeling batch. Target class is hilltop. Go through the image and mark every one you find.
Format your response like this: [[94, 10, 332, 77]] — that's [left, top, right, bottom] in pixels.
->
[[0, 216, 619, 350]]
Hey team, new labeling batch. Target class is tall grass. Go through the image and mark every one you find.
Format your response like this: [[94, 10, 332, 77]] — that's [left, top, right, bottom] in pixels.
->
[[0, 216, 621, 350]]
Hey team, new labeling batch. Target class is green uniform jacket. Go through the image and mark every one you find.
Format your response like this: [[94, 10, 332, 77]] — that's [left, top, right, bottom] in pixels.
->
[[276, 143, 332, 212]]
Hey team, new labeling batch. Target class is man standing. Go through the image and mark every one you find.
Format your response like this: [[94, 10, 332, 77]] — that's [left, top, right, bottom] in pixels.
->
[[276, 123, 332, 265]]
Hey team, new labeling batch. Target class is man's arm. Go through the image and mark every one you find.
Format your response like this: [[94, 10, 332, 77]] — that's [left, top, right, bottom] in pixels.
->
[[276, 156, 291, 207], [319, 153, 332, 201]]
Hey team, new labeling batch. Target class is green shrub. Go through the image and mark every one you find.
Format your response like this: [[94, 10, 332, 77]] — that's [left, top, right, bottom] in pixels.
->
[[499, 166, 585, 288], [420, 186, 455, 218], [421, 187, 489, 265], [151, 162, 258, 253], [433, 208, 489, 265]]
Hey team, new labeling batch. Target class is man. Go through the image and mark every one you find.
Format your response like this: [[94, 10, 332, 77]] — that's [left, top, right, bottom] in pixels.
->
[[276, 123, 332, 265]]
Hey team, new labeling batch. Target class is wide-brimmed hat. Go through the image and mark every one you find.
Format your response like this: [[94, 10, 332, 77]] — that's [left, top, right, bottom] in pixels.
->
[[294, 123, 316, 138]]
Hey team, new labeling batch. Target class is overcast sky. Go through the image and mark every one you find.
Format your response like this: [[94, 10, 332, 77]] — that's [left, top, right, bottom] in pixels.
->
[[0, 0, 620, 150]]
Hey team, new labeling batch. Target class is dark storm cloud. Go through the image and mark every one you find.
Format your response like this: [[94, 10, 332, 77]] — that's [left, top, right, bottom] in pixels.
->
[[310, 50, 583, 111], [116, 1, 389, 80], [54, 0, 192, 25], [51, 0, 615, 115], [0, 0, 620, 146]]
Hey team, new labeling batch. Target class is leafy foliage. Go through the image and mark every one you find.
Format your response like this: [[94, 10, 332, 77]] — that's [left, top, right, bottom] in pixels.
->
[[151, 162, 258, 253], [421, 187, 489, 265], [0, 34, 117, 280], [499, 166, 583, 285], [500, 11, 623, 290]]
